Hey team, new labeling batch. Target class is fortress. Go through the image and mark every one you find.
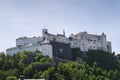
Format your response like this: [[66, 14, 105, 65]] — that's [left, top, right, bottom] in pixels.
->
[[6, 29, 112, 58]]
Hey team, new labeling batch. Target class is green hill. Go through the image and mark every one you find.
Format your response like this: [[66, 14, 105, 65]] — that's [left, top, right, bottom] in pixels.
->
[[0, 49, 120, 80], [72, 49, 117, 70]]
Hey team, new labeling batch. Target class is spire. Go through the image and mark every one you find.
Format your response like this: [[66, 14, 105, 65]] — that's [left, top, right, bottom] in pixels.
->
[[102, 32, 104, 35], [63, 29, 65, 36]]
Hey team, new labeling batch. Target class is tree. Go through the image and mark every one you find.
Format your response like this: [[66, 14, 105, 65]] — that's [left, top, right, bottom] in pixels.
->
[[116, 54, 120, 60], [86, 50, 117, 70], [23, 64, 35, 78], [0, 70, 6, 80], [0, 52, 5, 57], [43, 67, 56, 80], [55, 73, 65, 80], [6, 76, 17, 80], [6, 69, 19, 77], [34, 53, 44, 62]]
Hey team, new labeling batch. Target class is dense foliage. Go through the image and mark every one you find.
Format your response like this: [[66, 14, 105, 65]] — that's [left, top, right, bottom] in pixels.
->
[[0, 50, 120, 80], [72, 49, 117, 70], [0, 50, 53, 80], [43, 61, 120, 80]]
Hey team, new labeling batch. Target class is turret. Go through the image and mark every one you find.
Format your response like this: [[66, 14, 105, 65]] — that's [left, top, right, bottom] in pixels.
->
[[102, 32, 106, 37], [101, 32, 106, 41], [101, 32, 107, 51], [63, 29, 65, 36], [42, 29, 48, 36]]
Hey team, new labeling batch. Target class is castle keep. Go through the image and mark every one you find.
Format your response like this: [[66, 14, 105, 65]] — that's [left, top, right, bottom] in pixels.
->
[[6, 29, 112, 58]]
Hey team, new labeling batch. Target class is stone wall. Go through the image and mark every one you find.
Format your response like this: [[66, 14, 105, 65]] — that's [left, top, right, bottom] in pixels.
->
[[50, 41, 72, 60], [16, 37, 42, 46]]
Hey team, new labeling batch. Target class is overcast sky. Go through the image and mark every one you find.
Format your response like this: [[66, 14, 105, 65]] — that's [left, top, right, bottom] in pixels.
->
[[0, 0, 120, 53]]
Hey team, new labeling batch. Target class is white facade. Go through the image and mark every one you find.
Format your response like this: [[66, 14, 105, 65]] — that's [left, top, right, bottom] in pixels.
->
[[6, 47, 21, 56], [16, 37, 42, 47], [42, 29, 111, 52], [6, 43, 52, 58], [43, 33, 69, 44], [6, 29, 112, 56], [69, 32, 111, 52], [42, 29, 69, 44], [41, 44, 52, 58]]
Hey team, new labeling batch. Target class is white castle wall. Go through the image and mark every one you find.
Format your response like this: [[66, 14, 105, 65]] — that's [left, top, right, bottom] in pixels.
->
[[16, 37, 42, 46], [6, 29, 112, 56], [42, 29, 69, 44], [70, 39, 80, 48], [41, 44, 52, 58], [6, 44, 53, 57], [6, 47, 21, 56], [44, 33, 69, 44], [70, 31, 111, 52], [21, 44, 41, 52]]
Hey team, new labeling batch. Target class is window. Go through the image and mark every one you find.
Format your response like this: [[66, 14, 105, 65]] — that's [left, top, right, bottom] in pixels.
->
[[59, 49, 63, 54], [90, 46, 92, 48]]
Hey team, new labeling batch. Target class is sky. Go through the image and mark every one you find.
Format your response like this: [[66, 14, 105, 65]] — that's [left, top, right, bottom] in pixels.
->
[[0, 0, 120, 53]]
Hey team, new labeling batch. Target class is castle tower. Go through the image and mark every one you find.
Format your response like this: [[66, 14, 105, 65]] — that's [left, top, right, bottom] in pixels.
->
[[101, 32, 107, 51], [42, 29, 48, 36], [63, 29, 65, 36]]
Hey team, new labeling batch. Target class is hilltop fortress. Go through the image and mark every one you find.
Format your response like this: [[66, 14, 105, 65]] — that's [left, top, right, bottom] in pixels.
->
[[6, 29, 112, 58]]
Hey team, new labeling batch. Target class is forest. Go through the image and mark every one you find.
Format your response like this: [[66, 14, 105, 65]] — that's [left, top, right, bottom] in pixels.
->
[[0, 49, 120, 80]]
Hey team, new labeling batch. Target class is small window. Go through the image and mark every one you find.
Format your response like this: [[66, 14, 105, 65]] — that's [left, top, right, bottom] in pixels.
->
[[90, 46, 92, 48], [59, 49, 63, 54]]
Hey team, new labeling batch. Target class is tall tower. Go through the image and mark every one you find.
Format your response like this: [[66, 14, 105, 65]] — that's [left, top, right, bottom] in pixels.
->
[[42, 29, 48, 36], [101, 32, 107, 51], [63, 29, 65, 36], [42, 29, 48, 41]]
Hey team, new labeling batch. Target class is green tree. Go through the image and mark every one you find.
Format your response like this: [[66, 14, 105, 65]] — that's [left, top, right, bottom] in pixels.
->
[[55, 73, 65, 80], [86, 50, 117, 70], [6, 76, 17, 80], [34, 53, 44, 62], [43, 67, 56, 80], [23, 64, 35, 78], [6, 69, 19, 77], [0, 70, 6, 80]]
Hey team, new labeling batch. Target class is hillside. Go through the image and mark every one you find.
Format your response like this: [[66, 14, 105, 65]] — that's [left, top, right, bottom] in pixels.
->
[[0, 50, 120, 80], [72, 49, 117, 70]]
